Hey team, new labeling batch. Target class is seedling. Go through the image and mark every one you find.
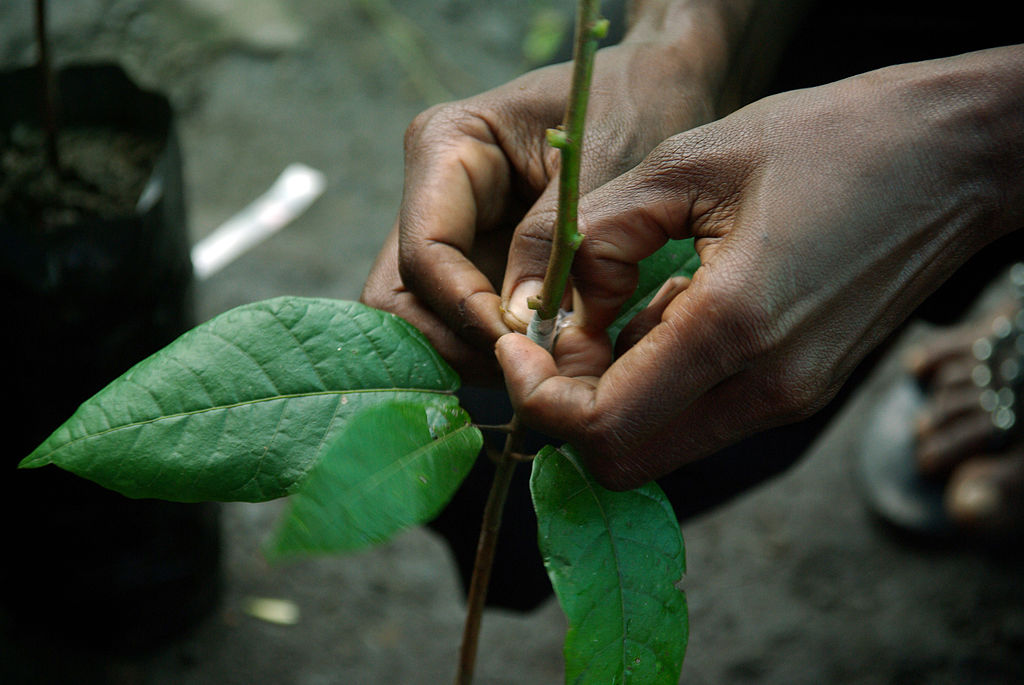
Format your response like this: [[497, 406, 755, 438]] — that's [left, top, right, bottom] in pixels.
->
[[22, 2, 699, 682]]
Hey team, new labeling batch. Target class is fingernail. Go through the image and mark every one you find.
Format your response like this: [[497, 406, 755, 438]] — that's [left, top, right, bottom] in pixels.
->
[[948, 476, 1001, 522], [504, 280, 543, 333]]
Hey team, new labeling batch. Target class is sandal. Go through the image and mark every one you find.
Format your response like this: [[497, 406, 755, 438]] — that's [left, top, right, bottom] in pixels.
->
[[856, 264, 1024, 541]]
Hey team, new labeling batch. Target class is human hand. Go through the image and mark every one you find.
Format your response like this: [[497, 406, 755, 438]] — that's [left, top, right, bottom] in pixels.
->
[[361, 34, 726, 384], [498, 48, 1024, 489]]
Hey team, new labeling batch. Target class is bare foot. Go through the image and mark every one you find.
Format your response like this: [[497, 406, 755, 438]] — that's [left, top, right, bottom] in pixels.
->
[[907, 286, 1024, 542]]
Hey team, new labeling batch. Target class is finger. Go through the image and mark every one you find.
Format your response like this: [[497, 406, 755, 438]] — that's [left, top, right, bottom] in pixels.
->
[[499, 275, 781, 488], [614, 276, 691, 357], [500, 163, 682, 334], [551, 323, 613, 379], [499, 181, 562, 332], [498, 317, 806, 490], [496, 331, 600, 436], [500, 117, 689, 333], [362, 226, 502, 384], [947, 451, 1024, 538], [904, 329, 978, 380], [915, 386, 983, 437], [397, 109, 514, 348], [567, 138, 714, 332]]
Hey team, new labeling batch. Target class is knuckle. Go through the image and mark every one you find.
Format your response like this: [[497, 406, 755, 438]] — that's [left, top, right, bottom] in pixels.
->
[[519, 204, 559, 240], [573, 238, 638, 296], [453, 290, 497, 343], [642, 128, 715, 182], [638, 126, 746, 210], [395, 238, 444, 297], [642, 135, 690, 181], [360, 268, 402, 313], [404, 103, 491, 155], [403, 103, 452, 150], [756, 362, 835, 425], [359, 285, 387, 310], [507, 211, 557, 270]]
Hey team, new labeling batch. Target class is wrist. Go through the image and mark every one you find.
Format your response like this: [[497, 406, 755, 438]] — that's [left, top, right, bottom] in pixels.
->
[[619, 1, 738, 104], [872, 45, 1024, 248], [621, 1, 813, 113]]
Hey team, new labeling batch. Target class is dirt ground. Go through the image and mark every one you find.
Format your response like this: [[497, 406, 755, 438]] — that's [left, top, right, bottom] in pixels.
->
[[2, 1, 1022, 683]]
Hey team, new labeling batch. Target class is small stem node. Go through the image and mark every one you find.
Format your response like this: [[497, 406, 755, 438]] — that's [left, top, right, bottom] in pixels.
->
[[454, 3, 604, 683], [545, 127, 569, 149]]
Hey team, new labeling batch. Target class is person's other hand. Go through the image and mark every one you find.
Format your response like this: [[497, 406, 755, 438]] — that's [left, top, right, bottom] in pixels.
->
[[498, 48, 1023, 488]]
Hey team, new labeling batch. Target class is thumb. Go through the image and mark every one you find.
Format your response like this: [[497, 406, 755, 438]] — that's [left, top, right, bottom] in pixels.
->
[[499, 182, 564, 332], [500, 129, 713, 333]]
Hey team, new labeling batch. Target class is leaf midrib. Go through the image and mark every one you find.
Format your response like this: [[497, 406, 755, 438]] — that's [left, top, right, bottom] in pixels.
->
[[26, 387, 454, 465], [561, 447, 631, 683]]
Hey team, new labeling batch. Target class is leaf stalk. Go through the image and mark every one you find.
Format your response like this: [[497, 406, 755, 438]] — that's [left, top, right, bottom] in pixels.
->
[[454, 416, 522, 685]]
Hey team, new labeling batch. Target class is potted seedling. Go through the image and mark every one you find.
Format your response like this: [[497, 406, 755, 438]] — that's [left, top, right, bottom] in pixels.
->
[[1, 0, 220, 655], [19, 1, 697, 682]]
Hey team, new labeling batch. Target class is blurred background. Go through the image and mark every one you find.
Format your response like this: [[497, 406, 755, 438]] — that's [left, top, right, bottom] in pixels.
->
[[1, 1, 1022, 683]]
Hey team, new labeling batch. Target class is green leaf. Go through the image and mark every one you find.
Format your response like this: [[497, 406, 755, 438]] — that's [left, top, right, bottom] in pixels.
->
[[607, 238, 700, 344], [531, 444, 687, 685], [267, 400, 481, 558], [21, 298, 467, 503]]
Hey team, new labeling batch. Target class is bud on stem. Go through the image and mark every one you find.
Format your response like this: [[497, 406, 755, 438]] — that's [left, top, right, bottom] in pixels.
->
[[528, 0, 605, 347]]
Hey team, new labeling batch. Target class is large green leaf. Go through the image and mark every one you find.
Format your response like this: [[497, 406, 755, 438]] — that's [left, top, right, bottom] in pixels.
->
[[268, 400, 481, 558], [607, 238, 700, 344], [531, 444, 687, 685], [21, 298, 467, 503]]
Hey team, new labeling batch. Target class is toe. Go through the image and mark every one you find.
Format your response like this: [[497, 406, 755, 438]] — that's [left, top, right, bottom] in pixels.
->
[[946, 450, 1024, 541], [917, 410, 994, 475]]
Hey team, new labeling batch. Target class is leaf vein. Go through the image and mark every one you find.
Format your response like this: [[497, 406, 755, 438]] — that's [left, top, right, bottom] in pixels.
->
[[42, 388, 451, 461]]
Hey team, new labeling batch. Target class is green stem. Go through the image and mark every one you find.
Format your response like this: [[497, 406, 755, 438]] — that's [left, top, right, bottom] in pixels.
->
[[454, 417, 522, 685], [533, 0, 606, 328], [453, 3, 606, 684]]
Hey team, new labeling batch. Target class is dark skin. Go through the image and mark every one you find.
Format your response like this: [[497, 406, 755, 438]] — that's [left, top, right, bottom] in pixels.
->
[[906, 303, 1024, 536], [363, 0, 1024, 533], [361, 4, 739, 384], [498, 47, 1024, 490]]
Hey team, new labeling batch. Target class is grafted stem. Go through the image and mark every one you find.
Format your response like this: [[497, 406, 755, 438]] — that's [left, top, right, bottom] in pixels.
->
[[453, 2, 605, 684], [531, 0, 606, 330]]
